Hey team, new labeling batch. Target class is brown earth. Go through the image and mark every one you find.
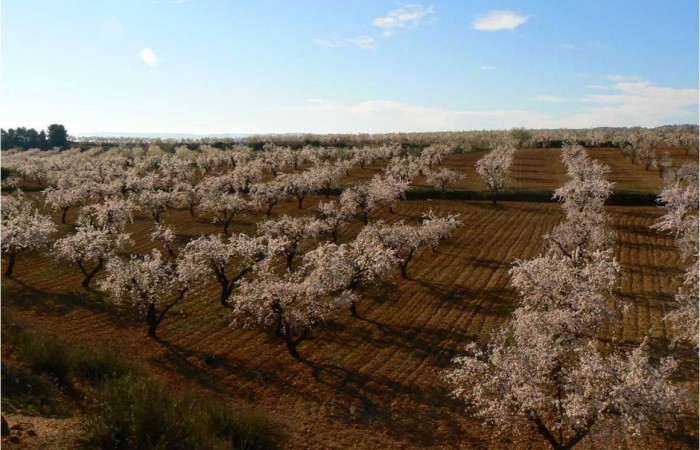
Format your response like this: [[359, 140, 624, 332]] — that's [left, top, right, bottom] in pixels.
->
[[340, 146, 697, 193], [2, 191, 697, 449]]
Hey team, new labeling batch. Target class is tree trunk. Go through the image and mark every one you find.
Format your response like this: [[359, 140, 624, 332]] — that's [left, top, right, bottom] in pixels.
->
[[285, 336, 300, 359], [189, 204, 196, 217], [61, 206, 69, 224], [363, 211, 369, 225], [286, 253, 294, 271], [5, 252, 17, 278], [266, 204, 274, 217], [297, 196, 304, 209], [332, 229, 338, 245], [349, 300, 359, 317], [81, 261, 103, 288], [223, 220, 230, 235], [147, 303, 158, 338], [220, 287, 231, 307], [400, 251, 414, 279]]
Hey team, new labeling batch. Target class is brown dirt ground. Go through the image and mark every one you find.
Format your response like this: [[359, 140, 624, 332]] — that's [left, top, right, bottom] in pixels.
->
[[2, 192, 697, 449], [340, 146, 697, 193]]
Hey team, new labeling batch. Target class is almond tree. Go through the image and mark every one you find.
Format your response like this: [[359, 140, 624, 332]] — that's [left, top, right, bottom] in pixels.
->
[[100, 250, 190, 338], [172, 181, 201, 217], [426, 168, 464, 195], [278, 172, 321, 209], [385, 155, 422, 182], [317, 200, 353, 244], [309, 164, 344, 198], [657, 151, 672, 178], [53, 224, 130, 287], [151, 224, 178, 259], [547, 144, 615, 258], [78, 198, 137, 235], [177, 233, 275, 307], [419, 144, 452, 171], [364, 211, 462, 279], [134, 189, 173, 224], [475, 144, 515, 204], [249, 180, 287, 217], [302, 234, 397, 317], [448, 248, 682, 450], [652, 171, 699, 347], [197, 179, 249, 235], [367, 175, 410, 214], [339, 176, 410, 224], [230, 266, 351, 358], [257, 215, 328, 270], [1, 194, 57, 277], [43, 184, 87, 224], [637, 145, 657, 171]]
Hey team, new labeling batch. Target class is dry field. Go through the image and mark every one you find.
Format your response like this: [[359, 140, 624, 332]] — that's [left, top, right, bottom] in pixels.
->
[[341, 146, 696, 193], [1, 147, 698, 449]]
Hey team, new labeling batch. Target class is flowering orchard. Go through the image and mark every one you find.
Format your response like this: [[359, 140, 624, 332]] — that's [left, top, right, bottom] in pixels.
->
[[1, 128, 697, 448]]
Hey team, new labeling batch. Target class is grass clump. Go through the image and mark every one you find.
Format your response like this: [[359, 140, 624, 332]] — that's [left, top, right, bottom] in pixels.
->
[[1, 362, 69, 417], [6, 324, 130, 385], [83, 375, 287, 450]]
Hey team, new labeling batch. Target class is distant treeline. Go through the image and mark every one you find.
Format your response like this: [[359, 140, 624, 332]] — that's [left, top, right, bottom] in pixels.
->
[[1, 124, 70, 150]]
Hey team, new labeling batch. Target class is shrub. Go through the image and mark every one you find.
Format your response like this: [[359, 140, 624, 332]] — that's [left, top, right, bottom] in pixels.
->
[[83, 375, 214, 449], [0, 362, 68, 417], [72, 345, 130, 382], [208, 405, 288, 450], [82, 375, 287, 450], [17, 334, 72, 384]]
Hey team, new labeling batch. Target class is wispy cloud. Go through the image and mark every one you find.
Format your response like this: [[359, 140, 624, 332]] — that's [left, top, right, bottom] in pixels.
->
[[257, 79, 697, 132], [603, 74, 642, 82], [479, 65, 496, 70], [372, 4, 435, 36], [314, 38, 340, 48], [535, 95, 568, 103], [314, 36, 376, 51], [140, 48, 159, 67], [347, 36, 376, 51], [562, 43, 578, 50], [473, 10, 528, 32]]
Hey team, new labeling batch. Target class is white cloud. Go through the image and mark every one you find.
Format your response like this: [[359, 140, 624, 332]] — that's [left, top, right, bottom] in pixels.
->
[[140, 48, 159, 67], [603, 74, 642, 82], [314, 36, 376, 50], [535, 95, 567, 103], [256, 79, 697, 132], [314, 38, 340, 48], [347, 36, 376, 51], [472, 11, 528, 32], [373, 4, 435, 36], [568, 79, 698, 127], [562, 44, 578, 50], [479, 65, 496, 70]]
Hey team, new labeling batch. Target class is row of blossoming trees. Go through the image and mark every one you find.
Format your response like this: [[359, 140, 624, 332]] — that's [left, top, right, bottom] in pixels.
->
[[1, 142, 464, 356], [447, 144, 692, 449], [1, 136, 696, 447]]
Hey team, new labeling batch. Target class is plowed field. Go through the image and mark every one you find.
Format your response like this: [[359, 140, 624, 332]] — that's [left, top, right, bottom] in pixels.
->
[[3, 193, 697, 449]]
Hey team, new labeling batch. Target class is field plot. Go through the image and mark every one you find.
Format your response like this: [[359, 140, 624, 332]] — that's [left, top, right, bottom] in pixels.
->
[[3, 195, 696, 449], [340, 146, 687, 194]]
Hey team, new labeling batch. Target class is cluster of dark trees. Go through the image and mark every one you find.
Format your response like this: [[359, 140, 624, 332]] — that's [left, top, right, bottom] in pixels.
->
[[1, 124, 69, 150]]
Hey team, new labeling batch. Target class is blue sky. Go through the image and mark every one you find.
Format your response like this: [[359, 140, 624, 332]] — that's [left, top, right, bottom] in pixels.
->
[[2, 0, 698, 135]]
